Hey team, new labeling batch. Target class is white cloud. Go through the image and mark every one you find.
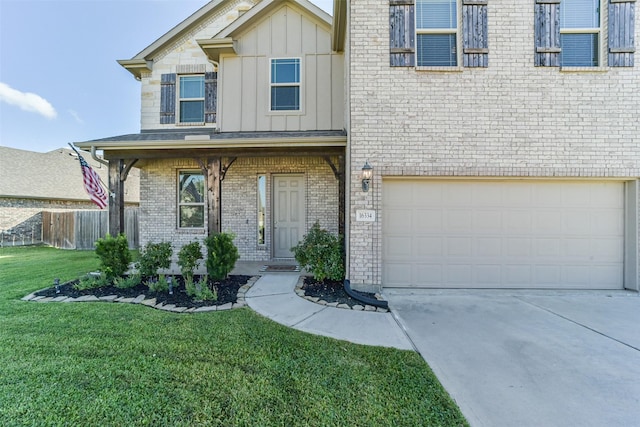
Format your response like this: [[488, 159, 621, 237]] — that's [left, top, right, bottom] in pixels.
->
[[0, 82, 57, 119], [68, 109, 84, 124]]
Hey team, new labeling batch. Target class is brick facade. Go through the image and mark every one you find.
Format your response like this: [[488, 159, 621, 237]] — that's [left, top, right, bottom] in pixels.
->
[[139, 156, 339, 262], [347, 0, 640, 289]]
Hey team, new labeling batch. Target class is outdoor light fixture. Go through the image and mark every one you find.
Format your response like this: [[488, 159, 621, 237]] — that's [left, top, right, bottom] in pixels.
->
[[54, 278, 60, 294], [361, 161, 373, 192]]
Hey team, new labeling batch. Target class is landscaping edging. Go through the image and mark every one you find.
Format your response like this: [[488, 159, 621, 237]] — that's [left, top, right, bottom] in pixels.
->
[[294, 276, 389, 313], [21, 276, 260, 313]]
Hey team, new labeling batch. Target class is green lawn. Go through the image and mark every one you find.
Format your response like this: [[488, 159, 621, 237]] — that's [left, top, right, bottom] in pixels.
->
[[0, 246, 468, 426]]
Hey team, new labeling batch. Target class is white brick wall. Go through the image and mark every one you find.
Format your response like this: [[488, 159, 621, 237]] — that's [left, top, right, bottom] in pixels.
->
[[347, 0, 640, 288], [139, 156, 339, 263]]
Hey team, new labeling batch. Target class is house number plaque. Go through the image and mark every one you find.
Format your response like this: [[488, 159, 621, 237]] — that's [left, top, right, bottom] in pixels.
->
[[356, 210, 376, 222]]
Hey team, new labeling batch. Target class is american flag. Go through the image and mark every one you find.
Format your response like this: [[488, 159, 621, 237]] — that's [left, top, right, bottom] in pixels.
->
[[76, 151, 108, 209]]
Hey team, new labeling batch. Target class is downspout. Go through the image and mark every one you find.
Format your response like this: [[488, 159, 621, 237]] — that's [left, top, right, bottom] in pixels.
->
[[90, 146, 109, 166]]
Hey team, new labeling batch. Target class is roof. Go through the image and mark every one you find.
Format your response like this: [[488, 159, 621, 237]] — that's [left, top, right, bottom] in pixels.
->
[[75, 129, 347, 151], [0, 146, 139, 203], [119, 0, 336, 78]]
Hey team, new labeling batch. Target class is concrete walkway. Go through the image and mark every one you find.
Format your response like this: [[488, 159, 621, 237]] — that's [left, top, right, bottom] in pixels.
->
[[244, 273, 413, 350]]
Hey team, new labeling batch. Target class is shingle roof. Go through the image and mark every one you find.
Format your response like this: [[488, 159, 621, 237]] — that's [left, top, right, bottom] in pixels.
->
[[83, 129, 347, 143], [0, 146, 139, 202]]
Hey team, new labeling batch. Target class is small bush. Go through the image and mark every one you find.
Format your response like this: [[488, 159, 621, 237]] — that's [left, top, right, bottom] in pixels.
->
[[136, 242, 173, 278], [185, 276, 217, 301], [74, 273, 109, 291], [113, 274, 141, 289], [291, 221, 344, 282], [95, 233, 132, 280], [146, 274, 169, 293], [177, 241, 203, 281], [204, 233, 239, 281]]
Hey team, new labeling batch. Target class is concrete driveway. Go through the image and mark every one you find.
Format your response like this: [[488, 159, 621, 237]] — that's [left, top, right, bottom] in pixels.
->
[[385, 289, 640, 427]]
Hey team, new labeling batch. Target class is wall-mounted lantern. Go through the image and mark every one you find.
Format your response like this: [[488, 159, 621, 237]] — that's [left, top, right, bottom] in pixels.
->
[[361, 161, 373, 192]]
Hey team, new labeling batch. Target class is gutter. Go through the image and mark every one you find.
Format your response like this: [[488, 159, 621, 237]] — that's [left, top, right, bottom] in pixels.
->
[[90, 146, 109, 166]]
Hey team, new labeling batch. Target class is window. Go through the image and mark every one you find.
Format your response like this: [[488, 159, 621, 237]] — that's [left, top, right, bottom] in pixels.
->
[[270, 58, 300, 111], [416, 0, 458, 66], [179, 75, 205, 123], [257, 175, 266, 245], [178, 171, 205, 228], [560, 0, 600, 66]]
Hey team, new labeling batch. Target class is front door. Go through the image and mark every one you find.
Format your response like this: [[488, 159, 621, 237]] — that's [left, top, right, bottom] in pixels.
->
[[273, 174, 305, 258]]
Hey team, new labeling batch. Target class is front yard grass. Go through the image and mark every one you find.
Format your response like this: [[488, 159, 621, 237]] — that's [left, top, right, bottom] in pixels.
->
[[0, 246, 468, 426]]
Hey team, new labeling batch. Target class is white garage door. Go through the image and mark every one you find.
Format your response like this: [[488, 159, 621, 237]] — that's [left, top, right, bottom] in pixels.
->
[[382, 180, 624, 289]]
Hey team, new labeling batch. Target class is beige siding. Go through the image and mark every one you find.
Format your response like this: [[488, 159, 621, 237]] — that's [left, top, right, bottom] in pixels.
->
[[220, 4, 344, 132]]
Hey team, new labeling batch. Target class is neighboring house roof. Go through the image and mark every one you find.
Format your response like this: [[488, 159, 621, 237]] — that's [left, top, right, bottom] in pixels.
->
[[75, 130, 346, 151], [0, 146, 140, 203]]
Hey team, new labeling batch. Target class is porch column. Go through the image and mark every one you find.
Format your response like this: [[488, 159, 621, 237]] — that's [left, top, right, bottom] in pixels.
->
[[206, 157, 222, 236], [108, 159, 125, 236]]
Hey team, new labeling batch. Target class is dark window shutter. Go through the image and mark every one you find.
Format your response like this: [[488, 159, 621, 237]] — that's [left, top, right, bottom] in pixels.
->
[[204, 71, 217, 123], [390, 0, 415, 67], [534, 0, 561, 67], [608, 0, 636, 67], [160, 73, 176, 124], [462, 0, 489, 67]]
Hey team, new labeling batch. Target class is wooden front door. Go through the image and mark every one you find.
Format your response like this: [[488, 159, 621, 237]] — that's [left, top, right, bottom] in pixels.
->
[[273, 175, 305, 258]]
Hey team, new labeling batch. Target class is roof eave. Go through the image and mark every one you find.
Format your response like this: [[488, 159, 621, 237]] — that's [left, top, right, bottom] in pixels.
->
[[117, 59, 153, 79], [75, 136, 347, 152], [197, 38, 237, 62]]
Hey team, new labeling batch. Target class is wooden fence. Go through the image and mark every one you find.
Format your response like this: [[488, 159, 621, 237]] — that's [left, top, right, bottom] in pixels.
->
[[42, 209, 139, 249]]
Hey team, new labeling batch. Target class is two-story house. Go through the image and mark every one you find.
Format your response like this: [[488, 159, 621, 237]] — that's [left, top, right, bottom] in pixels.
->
[[340, 0, 639, 292], [78, 0, 639, 294], [77, 0, 345, 262]]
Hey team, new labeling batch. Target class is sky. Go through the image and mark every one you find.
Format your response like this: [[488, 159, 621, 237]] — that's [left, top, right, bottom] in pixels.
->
[[0, 0, 333, 153]]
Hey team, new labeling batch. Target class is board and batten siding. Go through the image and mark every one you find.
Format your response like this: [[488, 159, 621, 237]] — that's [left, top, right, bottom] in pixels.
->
[[219, 4, 344, 132]]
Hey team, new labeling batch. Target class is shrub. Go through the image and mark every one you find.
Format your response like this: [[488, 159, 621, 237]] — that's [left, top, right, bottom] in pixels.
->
[[146, 273, 169, 293], [95, 233, 132, 280], [204, 233, 239, 281], [136, 242, 173, 278], [177, 241, 203, 281], [74, 273, 109, 291], [185, 276, 217, 301], [113, 274, 141, 289], [291, 221, 344, 282]]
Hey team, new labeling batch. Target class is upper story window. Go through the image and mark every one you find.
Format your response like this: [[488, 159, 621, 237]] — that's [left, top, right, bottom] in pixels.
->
[[178, 171, 205, 228], [535, 0, 635, 68], [179, 75, 205, 123], [416, 0, 458, 66], [270, 58, 300, 111], [160, 71, 217, 125], [390, 0, 488, 68], [560, 0, 600, 67]]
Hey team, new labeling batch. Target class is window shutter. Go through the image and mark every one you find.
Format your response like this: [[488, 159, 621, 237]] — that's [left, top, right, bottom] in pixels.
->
[[390, 0, 415, 67], [160, 73, 176, 124], [204, 71, 217, 123], [608, 0, 636, 67], [462, 0, 489, 67], [534, 0, 561, 67]]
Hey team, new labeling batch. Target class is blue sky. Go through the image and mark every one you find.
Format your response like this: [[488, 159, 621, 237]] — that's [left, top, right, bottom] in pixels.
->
[[0, 0, 333, 153]]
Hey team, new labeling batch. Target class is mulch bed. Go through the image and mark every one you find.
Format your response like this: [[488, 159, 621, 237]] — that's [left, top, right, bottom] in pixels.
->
[[35, 275, 252, 309], [301, 277, 378, 308]]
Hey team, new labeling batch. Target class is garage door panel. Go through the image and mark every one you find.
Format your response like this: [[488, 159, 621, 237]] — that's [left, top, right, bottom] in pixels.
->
[[383, 180, 624, 289]]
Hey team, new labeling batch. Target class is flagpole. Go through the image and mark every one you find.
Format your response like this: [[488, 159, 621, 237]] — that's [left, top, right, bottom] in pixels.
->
[[68, 143, 110, 193]]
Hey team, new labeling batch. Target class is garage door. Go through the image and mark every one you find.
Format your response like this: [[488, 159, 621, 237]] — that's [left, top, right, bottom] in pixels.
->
[[382, 180, 624, 289]]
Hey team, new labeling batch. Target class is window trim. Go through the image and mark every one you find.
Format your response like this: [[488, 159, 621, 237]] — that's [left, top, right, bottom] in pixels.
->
[[269, 57, 302, 113], [415, 0, 460, 67], [559, 0, 602, 67], [178, 74, 205, 124], [177, 170, 206, 229], [257, 174, 267, 246]]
